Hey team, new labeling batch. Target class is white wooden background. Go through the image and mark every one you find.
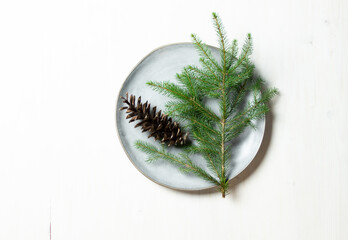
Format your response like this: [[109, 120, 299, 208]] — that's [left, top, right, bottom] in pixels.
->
[[0, 0, 347, 239]]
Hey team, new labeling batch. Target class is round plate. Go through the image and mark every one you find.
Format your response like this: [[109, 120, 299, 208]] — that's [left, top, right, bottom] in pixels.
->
[[116, 43, 265, 191]]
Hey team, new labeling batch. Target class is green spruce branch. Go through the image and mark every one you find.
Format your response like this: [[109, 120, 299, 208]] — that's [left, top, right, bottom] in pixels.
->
[[135, 12, 278, 198]]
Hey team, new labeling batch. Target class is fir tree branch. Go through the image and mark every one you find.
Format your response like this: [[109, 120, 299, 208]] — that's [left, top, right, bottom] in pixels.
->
[[229, 80, 247, 113], [187, 144, 221, 157], [198, 58, 221, 83], [191, 129, 220, 149], [211, 12, 229, 185], [167, 102, 219, 136], [132, 13, 278, 198], [147, 81, 220, 122], [185, 116, 220, 135], [135, 140, 220, 185], [165, 101, 192, 116], [187, 65, 215, 82], [228, 34, 253, 75], [175, 68, 199, 98], [226, 39, 238, 68], [191, 33, 222, 72], [226, 88, 279, 132], [212, 12, 228, 71], [206, 153, 222, 180], [187, 65, 220, 88]]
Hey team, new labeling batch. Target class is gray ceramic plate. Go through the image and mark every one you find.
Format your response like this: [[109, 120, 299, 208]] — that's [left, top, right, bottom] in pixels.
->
[[116, 43, 265, 191]]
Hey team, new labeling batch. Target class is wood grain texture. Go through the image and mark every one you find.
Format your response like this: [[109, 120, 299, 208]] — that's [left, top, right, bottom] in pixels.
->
[[0, 0, 347, 239]]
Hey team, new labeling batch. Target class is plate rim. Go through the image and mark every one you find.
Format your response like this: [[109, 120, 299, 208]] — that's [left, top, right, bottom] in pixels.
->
[[115, 42, 266, 191]]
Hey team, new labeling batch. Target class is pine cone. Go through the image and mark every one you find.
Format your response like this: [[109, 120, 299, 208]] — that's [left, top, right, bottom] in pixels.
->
[[120, 93, 188, 146]]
